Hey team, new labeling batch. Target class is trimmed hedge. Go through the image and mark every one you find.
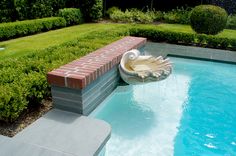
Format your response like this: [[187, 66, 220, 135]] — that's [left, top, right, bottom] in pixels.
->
[[129, 26, 236, 50], [0, 17, 66, 41], [58, 8, 83, 26], [190, 5, 228, 35], [0, 26, 128, 122]]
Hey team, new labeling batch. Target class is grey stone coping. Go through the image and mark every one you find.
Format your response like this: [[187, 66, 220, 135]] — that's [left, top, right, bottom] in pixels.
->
[[142, 42, 236, 63], [14, 109, 111, 156]]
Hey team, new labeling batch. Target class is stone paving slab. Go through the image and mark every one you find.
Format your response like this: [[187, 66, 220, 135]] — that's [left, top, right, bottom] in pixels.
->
[[14, 109, 111, 156], [0, 135, 73, 156]]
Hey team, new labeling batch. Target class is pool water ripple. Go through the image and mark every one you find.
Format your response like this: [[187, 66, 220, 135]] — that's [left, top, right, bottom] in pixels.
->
[[91, 57, 236, 156]]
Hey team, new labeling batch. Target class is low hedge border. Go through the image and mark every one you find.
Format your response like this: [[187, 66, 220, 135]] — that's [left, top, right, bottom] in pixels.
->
[[0, 26, 128, 122], [129, 27, 236, 50], [0, 17, 66, 41]]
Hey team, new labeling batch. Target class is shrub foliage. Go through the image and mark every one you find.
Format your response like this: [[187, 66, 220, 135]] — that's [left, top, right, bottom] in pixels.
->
[[58, 8, 83, 25], [163, 7, 191, 24], [0, 0, 102, 22], [109, 8, 154, 24], [0, 17, 66, 41], [190, 5, 228, 35], [226, 14, 236, 30], [80, 0, 103, 21], [129, 26, 236, 50]]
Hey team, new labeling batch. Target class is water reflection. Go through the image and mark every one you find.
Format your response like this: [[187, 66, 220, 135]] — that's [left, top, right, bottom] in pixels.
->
[[95, 85, 155, 139], [91, 72, 191, 156]]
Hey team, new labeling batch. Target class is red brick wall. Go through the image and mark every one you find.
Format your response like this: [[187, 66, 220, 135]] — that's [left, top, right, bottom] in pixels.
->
[[47, 36, 147, 89]]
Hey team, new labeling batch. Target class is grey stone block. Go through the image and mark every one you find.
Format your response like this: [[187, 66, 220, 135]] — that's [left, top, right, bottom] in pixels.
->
[[51, 66, 120, 115]]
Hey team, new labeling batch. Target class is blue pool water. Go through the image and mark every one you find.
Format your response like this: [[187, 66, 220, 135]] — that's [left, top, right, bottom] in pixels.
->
[[91, 57, 236, 156]]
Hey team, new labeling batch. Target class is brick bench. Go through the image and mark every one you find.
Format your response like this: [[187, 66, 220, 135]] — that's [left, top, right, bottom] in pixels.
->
[[47, 36, 147, 115]]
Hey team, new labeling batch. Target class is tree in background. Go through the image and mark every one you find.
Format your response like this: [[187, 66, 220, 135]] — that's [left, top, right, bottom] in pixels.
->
[[80, 0, 103, 21], [0, 0, 15, 22]]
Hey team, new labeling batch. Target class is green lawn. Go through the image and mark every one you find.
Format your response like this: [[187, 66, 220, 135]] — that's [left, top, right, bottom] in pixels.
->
[[136, 23, 236, 39], [0, 23, 235, 59], [157, 24, 236, 39], [0, 23, 127, 59]]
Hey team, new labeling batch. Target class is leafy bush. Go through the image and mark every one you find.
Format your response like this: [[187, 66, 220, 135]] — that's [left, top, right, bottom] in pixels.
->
[[146, 10, 163, 22], [106, 6, 120, 16], [0, 84, 28, 122], [0, 26, 128, 122], [0, 17, 66, 41], [190, 5, 228, 35], [108, 7, 191, 24], [109, 9, 126, 22], [29, 0, 54, 19], [129, 26, 236, 50], [163, 7, 191, 24], [58, 8, 83, 26], [0, 9, 15, 23], [226, 15, 236, 30], [109, 8, 153, 24], [80, 0, 103, 21], [0, 0, 15, 22], [0, 0, 68, 22]]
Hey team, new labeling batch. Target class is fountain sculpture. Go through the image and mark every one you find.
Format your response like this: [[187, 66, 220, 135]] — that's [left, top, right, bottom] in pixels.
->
[[119, 49, 172, 84]]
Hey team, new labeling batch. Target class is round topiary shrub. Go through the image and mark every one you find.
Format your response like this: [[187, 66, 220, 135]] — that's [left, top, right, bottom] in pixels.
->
[[190, 5, 228, 35]]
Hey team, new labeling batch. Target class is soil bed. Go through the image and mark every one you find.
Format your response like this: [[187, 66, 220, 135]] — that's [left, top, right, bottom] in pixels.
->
[[0, 99, 52, 137]]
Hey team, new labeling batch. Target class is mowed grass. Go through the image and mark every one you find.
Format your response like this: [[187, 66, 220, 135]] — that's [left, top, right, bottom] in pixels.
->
[[0, 23, 127, 59], [0, 23, 235, 60], [136, 23, 236, 39], [157, 24, 236, 39]]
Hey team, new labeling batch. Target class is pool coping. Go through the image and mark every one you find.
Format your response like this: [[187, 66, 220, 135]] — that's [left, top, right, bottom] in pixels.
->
[[142, 42, 236, 64]]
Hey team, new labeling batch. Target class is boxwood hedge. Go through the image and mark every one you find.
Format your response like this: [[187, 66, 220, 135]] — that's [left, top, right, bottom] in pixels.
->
[[0, 17, 66, 41], [129, 26, 236, 50]]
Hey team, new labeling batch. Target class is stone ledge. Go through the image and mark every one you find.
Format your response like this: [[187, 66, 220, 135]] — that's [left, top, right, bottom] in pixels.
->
[[14, 109, 111, 156], [47, 36, 147, 89]]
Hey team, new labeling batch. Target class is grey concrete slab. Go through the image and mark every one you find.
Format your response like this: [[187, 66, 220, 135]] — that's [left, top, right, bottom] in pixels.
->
[[14, 109, 111, 156], [0, 136, 72, 156], [0, 135, 9, 145]]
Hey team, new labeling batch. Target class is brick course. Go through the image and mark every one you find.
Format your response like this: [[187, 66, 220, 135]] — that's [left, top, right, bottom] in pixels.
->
[[47, 36, 147, 89]]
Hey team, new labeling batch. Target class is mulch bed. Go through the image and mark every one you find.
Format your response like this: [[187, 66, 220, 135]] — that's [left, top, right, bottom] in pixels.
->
[[0, 99, 53, 137]]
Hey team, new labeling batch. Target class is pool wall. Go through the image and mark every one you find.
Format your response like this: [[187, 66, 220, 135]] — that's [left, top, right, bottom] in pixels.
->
[[47, 36, 146, 115]]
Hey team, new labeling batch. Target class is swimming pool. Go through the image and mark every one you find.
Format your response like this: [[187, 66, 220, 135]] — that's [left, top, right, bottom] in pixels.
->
[[91, 56, 236, 156]]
